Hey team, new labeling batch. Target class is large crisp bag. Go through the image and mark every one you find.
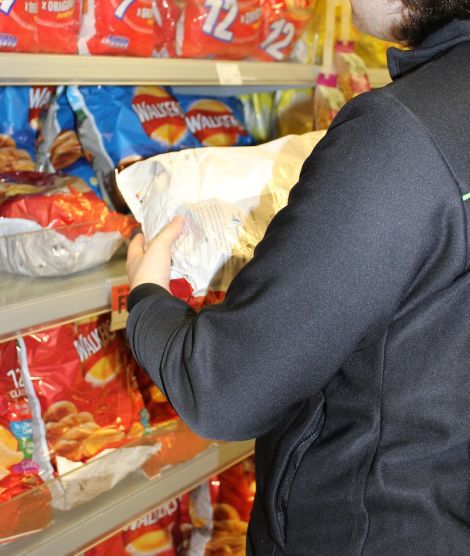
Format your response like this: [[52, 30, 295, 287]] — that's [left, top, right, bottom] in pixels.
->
[[0, 172, 136, 276], [18, 317, 158, 510], [0, 340, 52, 544], [178, 0, 261, 60], [117, 132, 325, 297]]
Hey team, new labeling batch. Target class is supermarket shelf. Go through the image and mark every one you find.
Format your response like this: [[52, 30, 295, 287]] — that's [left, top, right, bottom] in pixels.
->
[[0, 53, 317, 87], [0, 53, 391, 88], [0, 251, 127, 341], [4, 439, 255, 556]]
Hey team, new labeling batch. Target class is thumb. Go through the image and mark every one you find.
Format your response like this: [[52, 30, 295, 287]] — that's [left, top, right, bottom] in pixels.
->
[[154, 215, 185, 247], [127, 232, 145, 263]]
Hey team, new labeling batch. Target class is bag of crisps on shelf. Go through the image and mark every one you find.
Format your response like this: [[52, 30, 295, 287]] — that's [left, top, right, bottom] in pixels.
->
[[78, 0, 154, 57], [176, 94, 254, 148], [18, 316, 158, 510], [36, 87, 101, 198], [0, 0, 37, 52], [255, 0, 316, 62], [66, 85, 199, 211], [0, 86, 51, 172], [0, 340, 52, 544], [153, 0, 181, 57], [37, 0, 81, 54], [0, 172, 137, 276], [178, 0, 261, 60]]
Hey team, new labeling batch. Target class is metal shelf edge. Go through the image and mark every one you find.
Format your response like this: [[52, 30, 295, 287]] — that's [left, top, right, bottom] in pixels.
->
[[4, 440, 255, 556]]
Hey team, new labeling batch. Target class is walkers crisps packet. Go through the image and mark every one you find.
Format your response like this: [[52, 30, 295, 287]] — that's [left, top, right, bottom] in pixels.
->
[[37, 0, 81, 54], [78, 0, 154, 57], [176, 94, 253, 148], [117, 132, 325, 297], [0, 340, 52, 544], [67, 86, 199, 211], [37, 87, 101, 197], [178, 0, 262, 60], [256, 0, 315, 62], [334, 41, 371, 102], [0, 0, 37, 52], [18, 317, 158, 509], [0, 86, 55, 172]]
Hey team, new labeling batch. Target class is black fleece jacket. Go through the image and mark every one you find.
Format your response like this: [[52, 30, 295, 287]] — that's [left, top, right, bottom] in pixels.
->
[[127, 20, 470, 555]]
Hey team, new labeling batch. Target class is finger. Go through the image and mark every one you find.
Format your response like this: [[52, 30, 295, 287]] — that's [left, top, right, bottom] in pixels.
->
[[149, 216, 185, 249], [127, 232, 145, 263]]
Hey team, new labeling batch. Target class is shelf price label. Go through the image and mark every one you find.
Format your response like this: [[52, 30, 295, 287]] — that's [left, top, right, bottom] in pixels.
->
[[110, 283, 130, 331], [216, 62, 243, 85]]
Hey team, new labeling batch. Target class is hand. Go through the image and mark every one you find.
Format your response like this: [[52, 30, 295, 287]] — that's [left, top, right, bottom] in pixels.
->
[[126, 216, 185, 292]]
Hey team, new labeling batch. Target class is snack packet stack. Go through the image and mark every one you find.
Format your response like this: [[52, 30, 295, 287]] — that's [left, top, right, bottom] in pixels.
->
[[18, 316, 158, 510], [177, 0, 262, 60], [0, 340, 52, 544]]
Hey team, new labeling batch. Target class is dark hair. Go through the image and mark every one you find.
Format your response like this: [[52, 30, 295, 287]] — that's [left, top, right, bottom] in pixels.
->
[[394, 1, 470, 46]]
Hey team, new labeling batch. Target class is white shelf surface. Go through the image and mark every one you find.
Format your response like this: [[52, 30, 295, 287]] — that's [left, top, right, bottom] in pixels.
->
[[0, 53, 317, 87], [0, 252, 127, 341], [0, 53, 391, 88], [2, 439, 255, 556]]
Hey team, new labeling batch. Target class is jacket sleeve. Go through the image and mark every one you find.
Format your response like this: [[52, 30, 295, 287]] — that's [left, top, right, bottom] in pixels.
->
[[126, 90, 453, 441]]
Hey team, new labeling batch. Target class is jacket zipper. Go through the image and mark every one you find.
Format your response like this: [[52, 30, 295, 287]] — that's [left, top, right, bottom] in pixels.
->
[[275, 409, 325, 537]]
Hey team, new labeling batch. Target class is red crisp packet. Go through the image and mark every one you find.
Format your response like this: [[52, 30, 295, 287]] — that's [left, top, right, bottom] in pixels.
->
[[256, 0, 316, 61], [20, 317, 146, 468], [0, 0, 37, 53], [178, 0, 262, 60], [0, 340, 52, 544], [37, 0, 81, 53], [79, 0, 154, 57]]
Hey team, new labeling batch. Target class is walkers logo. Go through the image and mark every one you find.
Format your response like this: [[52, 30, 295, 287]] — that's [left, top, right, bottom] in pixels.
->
[[132, 86, 188, 147], [28, 86, 54, 130], [184, 98, 248, 147]]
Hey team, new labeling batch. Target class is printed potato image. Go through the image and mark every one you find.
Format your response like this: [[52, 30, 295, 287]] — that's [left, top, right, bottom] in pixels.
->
[[0, 134, 16, 148], [63, 422, 100, 442], [186, 99, 240, 147], [148, 385, 168, 404], [0, 441, 23, 468], [50, 129, 83, 170], [133, 86, 187, 147], [124, 529, 172, 555], [80, 428, 125, 459], [60, 411, 94, 428], [53, 438, 82, 461], [45, 420, 70, 446], [84, 351, 120, 386], [117, 155, 144, 172], [0, 147, 35, 172], [44, 400, 77, 423]]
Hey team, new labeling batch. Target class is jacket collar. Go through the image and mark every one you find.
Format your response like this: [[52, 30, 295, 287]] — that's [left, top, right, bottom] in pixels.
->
[[387, 19, 470, 80]]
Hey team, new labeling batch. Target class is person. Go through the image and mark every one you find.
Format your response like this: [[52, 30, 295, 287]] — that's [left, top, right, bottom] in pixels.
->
[[126, 1, 470, 554]]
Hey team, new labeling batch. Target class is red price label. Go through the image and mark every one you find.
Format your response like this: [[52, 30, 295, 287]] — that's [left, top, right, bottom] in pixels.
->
[[110, 284, 130, 331]]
